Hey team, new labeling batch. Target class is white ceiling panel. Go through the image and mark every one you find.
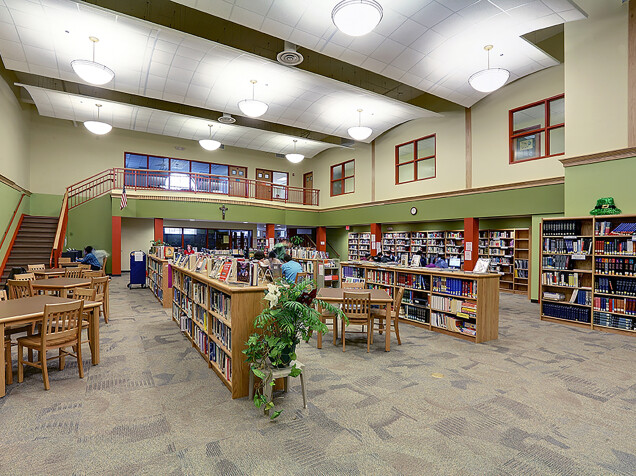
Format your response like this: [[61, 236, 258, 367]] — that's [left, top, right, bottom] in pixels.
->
[[173, 0, 586, 107], [20, 84, 346, 158]]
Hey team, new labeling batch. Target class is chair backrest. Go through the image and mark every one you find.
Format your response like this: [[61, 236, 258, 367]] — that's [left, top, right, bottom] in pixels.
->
[[294, 272, 311, 283], [90, 276, 108, 302], [27, 264, 45, 271], [393, 286, 405, 312], [73, 287, 96, 302], [59, 257, 71, 264], [7, 279, 34, 299], [81, 269, 105, 278], [65, 267, 82, 278], [41, 300, 84, 345], [14, 273, 35, 281], [0, 289, 7, 301], [78, 264, 92, 270], [342, 281, 365, 289], [101, 256, 107, 272], [342, 291, 371, 321]]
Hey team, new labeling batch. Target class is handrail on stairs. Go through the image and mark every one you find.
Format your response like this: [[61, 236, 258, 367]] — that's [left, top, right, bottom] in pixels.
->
[[0, 193, 25, 254], [50, 192, 68, 268]]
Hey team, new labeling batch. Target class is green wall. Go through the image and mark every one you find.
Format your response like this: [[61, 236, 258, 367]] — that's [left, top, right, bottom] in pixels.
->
[[30, 193, 63, 217], [67, 195, 112, 273]]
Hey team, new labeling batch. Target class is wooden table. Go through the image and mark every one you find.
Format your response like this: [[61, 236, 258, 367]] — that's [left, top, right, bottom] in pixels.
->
[[316, 288, 393, 351], [33, 268, 66, 278], [59, 262, 82, 267], [0, 295, 101, 397], [31, 277, 91, 298]]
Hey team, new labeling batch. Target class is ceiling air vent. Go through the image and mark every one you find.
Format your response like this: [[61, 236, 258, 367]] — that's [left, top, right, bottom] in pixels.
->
[[275, 153, 285, 158], [217, 113, 236, 124], [277, 41, 303, 66]]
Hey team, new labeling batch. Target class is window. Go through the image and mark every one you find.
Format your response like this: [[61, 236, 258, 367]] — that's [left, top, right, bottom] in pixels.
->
[[330, 160, 354, 196], [509, 94, 564, 163], [395, 135, 436, 184]]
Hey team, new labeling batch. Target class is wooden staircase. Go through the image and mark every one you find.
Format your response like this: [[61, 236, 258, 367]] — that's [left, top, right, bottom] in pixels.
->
[[1, 215, 58, 284]]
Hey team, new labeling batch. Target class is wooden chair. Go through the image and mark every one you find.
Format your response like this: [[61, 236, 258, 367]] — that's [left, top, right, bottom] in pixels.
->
[[91, 276, 109, 324], [81, 269, 105, 278], [371, 286, 404, 346], [4, 337, 12, 385], [294, 272, 311, 283], [78, 264, 92, 270], [73, 287, 96, 349], [17, 300, 85, 391], [65, 267, 82, 278], [0, 290, 6, 301], [341, 291, 372, 352], [101, 256, 108, 273], [14, 273, 35, 281], [342, 281, 365, 289], [27, 264, 45, 271], [59, 257, 71, 264], [7, 279, 34, 299]]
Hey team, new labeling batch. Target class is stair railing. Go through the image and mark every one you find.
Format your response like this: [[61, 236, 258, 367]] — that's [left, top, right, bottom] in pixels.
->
[[0, 193, 26, 278], [50, 192, 68, 268]]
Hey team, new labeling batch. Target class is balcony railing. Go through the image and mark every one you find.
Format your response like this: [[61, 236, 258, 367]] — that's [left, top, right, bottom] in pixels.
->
[[67, 168, 320, 209]]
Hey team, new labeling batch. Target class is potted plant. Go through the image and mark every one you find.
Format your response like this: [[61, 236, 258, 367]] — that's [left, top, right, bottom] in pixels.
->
[[243, 279, 344, 419], [289, 235, 303, 248]]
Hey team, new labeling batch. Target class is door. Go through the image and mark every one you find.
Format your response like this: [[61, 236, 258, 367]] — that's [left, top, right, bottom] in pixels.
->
[[228, 166, 247, 197], [303, 171, 313, 205], [255, 168, 272, 201]]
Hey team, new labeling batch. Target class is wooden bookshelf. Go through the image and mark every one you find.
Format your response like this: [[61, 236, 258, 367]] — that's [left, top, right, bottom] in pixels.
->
[[171, 265, 266, 398], [477, 228, 531, 295], [341, 262, 500, 343], [348, 232, 370, 260], [146, 254, 172, 308]]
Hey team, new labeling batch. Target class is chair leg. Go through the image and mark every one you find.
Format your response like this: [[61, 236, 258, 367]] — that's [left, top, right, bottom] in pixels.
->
[[342, 319, 346, 352], [300, 371, 307, 409], [379, 319, 384, 335], [370, 318, 374, 345], [27, 327, 33, 363], [41, 349, 50, 391], [59, 348, 65, 371], [5, 340, 12, 386], [102, 304, 108, 324], [367, 320, 372, 353], [17, 343, 23, 383], [76, 344, 84, 379], [332, 317, 338, 345], [394, 312, 401, 345]]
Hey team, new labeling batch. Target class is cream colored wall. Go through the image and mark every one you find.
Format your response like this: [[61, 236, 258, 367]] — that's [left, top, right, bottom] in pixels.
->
[[121, 217, 154, 271], [27, 113, 306, 195], [565, 0, 628, 157], [471, 64, 565, 188], [0, 75, 30, 188]]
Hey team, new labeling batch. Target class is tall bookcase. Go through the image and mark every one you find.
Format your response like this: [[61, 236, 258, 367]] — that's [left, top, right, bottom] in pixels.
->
[[146, 254, 172, 308], [341, 262, 500, 343], [348, 232, 370, 259], [171, 265, 266, 398], [478, 228, 530, 295]]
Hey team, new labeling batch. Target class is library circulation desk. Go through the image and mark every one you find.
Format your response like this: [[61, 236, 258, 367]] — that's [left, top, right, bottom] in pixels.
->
[[146, 254, 172, 308], [171, 265, 266, 398], [341, 262, 500, 343]]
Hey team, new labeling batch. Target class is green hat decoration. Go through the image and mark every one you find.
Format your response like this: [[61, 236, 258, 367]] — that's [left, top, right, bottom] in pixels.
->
[[590, 197, 622, 216]]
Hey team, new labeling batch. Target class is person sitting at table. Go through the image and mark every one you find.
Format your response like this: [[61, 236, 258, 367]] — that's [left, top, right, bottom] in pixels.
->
[[77, 246, 101, 270], [281, 254, 302, 284], [426, 254, 449, 269]]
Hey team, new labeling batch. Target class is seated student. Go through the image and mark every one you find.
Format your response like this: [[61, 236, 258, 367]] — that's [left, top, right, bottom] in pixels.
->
[[253, 250, 266, 265], [426, 254, 449, 269], [281, 254, 303, 284], [267, 250, 282, 266], [372, 252, 384, 263], [78, 246, 101, 270], [361, 253, 372, 261]]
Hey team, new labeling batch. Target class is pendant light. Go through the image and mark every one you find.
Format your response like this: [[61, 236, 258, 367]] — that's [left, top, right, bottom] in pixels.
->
[[285, 139, 304, 164], [347, 109, 372, 141], [71, 37, 115, 86], [199, 124, 221, 151], [84, 104, 112, 135], [468, 45, 510, 93], [332, 0, 383, 37], [237, 80, 268, 118]]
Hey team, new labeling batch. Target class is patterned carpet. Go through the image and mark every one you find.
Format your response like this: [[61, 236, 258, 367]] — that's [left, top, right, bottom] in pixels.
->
[[1, 276, 635, 475]]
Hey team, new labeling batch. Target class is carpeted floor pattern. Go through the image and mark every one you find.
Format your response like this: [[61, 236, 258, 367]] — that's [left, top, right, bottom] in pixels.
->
[[1, 276, 635, 475]]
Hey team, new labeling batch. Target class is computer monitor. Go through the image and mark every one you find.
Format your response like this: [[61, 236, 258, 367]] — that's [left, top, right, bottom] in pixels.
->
[[449, 257, 461, 269]]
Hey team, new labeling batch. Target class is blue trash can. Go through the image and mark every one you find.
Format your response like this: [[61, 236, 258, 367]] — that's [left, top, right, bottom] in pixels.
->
[[128, 251, 146, 289]]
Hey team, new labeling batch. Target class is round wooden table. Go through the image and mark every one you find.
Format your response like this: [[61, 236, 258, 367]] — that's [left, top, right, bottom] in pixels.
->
[[31, 277, 91, 298]]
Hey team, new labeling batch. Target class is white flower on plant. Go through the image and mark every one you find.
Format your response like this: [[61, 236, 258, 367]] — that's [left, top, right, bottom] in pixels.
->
[[264, 291, 279, 308], [267, 283, 279, 294]]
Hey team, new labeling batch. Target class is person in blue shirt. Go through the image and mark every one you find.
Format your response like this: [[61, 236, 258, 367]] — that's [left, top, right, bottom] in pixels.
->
[[78, 246, 101, 270], [281, 254, 302, 283]]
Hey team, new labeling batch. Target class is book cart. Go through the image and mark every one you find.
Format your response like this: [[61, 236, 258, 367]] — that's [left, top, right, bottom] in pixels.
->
[[146, 254, 172, 308]]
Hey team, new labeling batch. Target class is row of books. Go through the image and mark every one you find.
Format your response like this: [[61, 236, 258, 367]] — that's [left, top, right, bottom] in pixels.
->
[[594, 257, 636, 276], [431, 312, 476, 336], [595, 221, 636, 236], [367, 270, 394, 285], [402, 290, 428, 307], [192, 322, 208, 357], [541, 271, 581, 288], [211, 318, 232, 351], [543, 220, 579, 236], [542, 302, 590, 323], [401, 304, 429, 323], [209, 342, 232, 382], [432, 277, 477, 298], [593, 297, 636, 316], [596, 277, 636, 296], [595, 239, 636, 255], [514, 269, 528, 279], [543, 238, 592, 254], [396, 272, 429, 289], [290, 248, 329, 260], [341, 266, 365, 279], [570, 289, 592, 306], [151, 246, 175, 259], [542, 255, 574, 270], [210, 288, 232, 320], [430, 295, 476, 319], [173, 289, 192, 319], [593, 311, 633, 330]]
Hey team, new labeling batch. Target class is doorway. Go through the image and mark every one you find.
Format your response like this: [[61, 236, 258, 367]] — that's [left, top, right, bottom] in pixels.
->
[[228, 165, 247, 197], [255, 168, 272, 201], [303, 171, 313, 205]]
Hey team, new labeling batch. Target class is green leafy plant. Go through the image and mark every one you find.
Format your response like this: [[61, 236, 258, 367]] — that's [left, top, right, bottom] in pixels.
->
[[243, 279, 345, 419], [289, 235, 303, 247]]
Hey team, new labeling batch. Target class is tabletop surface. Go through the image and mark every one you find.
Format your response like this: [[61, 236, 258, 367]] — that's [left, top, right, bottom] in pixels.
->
[[31, 277, 91, 288], [33, 268, 66, 274], [317, 288, 393, 302], [0, 295, 99, 321]]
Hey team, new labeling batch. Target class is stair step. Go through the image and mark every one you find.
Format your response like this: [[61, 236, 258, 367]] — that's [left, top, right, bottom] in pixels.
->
[[23, 216, 59, 221]]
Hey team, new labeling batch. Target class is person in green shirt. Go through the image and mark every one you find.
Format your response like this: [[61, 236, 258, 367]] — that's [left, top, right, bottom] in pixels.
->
[[273, 239, 289, 261]]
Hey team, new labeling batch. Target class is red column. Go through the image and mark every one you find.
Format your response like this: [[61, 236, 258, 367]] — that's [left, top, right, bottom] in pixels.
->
[[154, 218, 163, 242], [463, 217, 479, 271], [370, 223, 382, 257], [316, 226, 326, 252], [112, 216, 122, 275], [266, 223, 275, 250]]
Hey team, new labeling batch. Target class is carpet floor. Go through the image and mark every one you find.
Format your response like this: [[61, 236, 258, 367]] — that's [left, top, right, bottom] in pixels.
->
[[1, 276, 635, 475]]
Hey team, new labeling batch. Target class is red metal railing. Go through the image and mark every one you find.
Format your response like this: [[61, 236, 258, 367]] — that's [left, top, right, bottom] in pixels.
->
[[67, 168, 320, 209], [50, 192, 68, 268], [0, 193, 26, 278]]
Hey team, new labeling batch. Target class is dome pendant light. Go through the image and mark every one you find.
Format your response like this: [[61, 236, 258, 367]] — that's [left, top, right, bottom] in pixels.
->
[[468, 45, 510, 93], [71, 37, 115, 86], [332, 0, 383, 37], [237, 80, 268, 118], [84, 104, 112, 135], [199, 124, 221, 151], [347, 108, 372, 141], [285, 139, 304, 164]]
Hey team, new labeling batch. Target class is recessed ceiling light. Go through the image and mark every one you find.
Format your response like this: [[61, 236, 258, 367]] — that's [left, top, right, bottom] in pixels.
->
[[332, 0, 383, 37], [199, 124, 221, 151], [71, 37, 115, 86], [84, 104, 112, 135], [238, 80, 268, 118], [469, 45, 510, 93], [347, 109, 372, 141], [285, 139, 304, 164]]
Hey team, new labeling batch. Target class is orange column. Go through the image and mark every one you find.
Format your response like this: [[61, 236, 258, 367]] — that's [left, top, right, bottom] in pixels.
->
[[266, 223, 276, 250], [463, 217, 479, 271], [154, 218, 163, 242], [112, 216, 121, 275], [370, 223, 382, 257], [316, 226, 326, 252]]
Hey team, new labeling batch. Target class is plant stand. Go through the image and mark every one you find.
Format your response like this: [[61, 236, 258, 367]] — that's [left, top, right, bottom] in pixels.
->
[[249, 361, 307, 414]]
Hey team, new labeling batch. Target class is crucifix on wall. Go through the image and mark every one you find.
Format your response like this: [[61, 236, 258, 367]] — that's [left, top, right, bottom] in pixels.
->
[[219, 204, 228, 220]]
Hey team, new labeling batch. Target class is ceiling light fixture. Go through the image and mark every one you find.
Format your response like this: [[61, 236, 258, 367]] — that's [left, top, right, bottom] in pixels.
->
[[199, 124, 221, 151], [332, 0, 383, 37], [238, 80, 268, 118], [84, 104, 112, 135], [71, 37, 115, 86], [348, 109, 372, 141], [468, 45, 510, 93], [285, 139, 304, 164]]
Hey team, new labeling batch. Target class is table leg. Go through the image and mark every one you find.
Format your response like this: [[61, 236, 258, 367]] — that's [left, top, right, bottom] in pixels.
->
[[316, 302, 323, 349], [385, 303, 391, 352], [61, 289, 68, 299], [104, 281, 110, 321], [90, 306, 100, 365], [0, 323, 5, 397]]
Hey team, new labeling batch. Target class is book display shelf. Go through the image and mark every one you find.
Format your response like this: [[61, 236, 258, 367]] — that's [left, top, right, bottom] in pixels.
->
[[290, 248, 340, 288], [540, 215, 636, 336], [478, 228, 530, 295], [347, 232, 371, 260], [146, 254, 172, 308], [371, 231, 465, 266], [341, 262, 500, 343], [171, 264, 266, 398]]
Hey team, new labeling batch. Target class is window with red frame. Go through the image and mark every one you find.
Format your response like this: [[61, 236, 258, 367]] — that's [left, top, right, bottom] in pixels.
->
[[330, 159, 354, 196], [509, 94, 564, 163], [395, 135, 436, 184]]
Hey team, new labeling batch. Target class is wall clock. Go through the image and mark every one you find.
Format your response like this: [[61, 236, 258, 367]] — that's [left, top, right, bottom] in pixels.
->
[[410, 207, 417, 215]]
